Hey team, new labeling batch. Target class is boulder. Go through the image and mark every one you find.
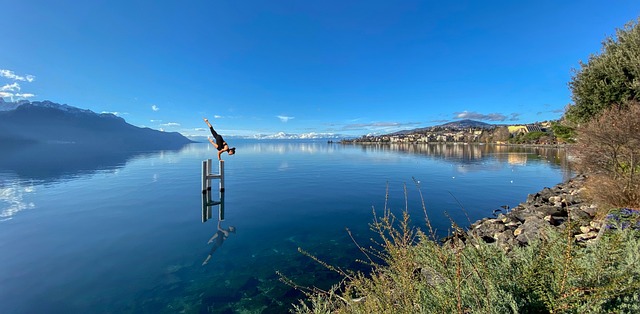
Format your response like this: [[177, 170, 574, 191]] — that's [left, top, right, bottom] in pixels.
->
[[514, 216, 548, 245]]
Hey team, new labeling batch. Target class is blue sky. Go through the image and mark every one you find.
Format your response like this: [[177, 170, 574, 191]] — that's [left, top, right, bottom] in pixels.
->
[[1, 1, 639, 138]]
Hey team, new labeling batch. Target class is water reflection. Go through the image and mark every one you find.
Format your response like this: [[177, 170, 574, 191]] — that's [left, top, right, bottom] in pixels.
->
[[201, 190, 235, 266], [0, 143, 189, 182], [0, 178, 36, 221], [242, 141, 337, 155], [350, 143, 568, 166]]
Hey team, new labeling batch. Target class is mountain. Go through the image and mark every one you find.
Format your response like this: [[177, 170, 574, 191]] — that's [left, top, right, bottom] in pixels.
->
[[251, 132, 344, 140], [391, 119, 495, 135], [0, 100, 193, 151], [438, 119, 494, 129]]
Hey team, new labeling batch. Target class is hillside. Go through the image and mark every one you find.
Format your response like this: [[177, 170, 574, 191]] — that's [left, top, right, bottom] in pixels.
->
[[0, 100, 193, 151], [391, 119, 495, 135]]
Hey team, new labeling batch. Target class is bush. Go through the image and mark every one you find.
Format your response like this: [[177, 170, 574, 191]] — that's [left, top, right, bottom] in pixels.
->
[[566, 18, 640, 124], [550, 121, 576, 143], [283, 186, 640, 313], [575, 100, 640, 210]]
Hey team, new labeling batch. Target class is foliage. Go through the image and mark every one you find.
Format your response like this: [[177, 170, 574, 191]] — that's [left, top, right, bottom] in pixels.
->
[[604, 208, 640, 231], [566, 18, 640, 124], [575, 100, 640, 210], [509, 131, 552, 144], [550, 121, 576, 143], [282, 185, 640, 313]]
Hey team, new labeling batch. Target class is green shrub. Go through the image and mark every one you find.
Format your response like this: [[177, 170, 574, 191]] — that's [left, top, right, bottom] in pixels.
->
[[283, 189, 640, 313], [566, 17, 640, 124]]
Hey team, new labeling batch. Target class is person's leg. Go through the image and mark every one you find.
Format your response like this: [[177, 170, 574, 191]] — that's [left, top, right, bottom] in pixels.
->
[[208, 126, 225, 147], [209, 126, 219, 137]]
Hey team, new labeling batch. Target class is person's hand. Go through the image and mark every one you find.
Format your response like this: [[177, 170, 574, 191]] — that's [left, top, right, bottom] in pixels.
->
[[203, 118, 209, 123]]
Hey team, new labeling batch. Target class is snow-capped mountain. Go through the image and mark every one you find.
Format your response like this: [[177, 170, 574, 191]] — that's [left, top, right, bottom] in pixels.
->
[[251, 132, 344, 140], [0, 99, 192, 150]]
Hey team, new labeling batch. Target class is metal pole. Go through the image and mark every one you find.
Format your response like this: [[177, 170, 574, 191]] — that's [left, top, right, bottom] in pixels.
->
[[219, 160, 225, 192], [201, 160, 208, 192], [218, 191, 225, 221], [207, 159, 213, 191]]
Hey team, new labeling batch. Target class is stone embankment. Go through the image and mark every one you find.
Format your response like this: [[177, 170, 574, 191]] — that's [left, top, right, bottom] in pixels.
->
[[466, 175, 602, 250]]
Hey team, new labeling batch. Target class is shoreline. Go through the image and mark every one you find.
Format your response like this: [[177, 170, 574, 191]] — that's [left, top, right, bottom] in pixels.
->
[[461, 174, 602, 250], [340, 140, 572, 149]]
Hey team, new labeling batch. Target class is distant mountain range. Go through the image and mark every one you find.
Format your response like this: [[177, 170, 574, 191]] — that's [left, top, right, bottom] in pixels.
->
[[390, 119, 496, 135], [251, 132, 343, 140], [0, 99, 193, 151]]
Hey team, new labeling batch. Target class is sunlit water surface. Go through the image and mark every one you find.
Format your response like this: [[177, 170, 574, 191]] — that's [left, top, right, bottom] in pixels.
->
[[0, 141, 571, 313]]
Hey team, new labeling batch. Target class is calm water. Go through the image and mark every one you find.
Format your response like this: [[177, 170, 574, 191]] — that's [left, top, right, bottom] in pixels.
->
[[0, 141, 570, 313]]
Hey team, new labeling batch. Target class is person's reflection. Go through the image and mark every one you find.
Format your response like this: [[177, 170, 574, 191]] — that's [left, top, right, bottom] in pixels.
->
[[202, 220, 236, 266]]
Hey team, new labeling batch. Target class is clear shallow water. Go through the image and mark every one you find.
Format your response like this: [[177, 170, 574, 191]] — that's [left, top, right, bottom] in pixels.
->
[[0, 141, 570, 313]]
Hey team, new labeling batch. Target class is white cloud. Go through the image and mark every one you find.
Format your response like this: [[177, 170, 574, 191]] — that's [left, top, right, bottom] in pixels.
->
[[1, 82, 20, 92], [150, 119, 162, 123], [151, 105, 159, 111], [454, 111, 508, 121], [0, 69, 35, 82], [0, 91, 35, 99], [14, 93, 35, 98], [161, 122, 180, 127], [277, 115, 294, 122], [214, 115, 222, 119], [342, 121, 420, 130], [101, 111, 122, 116]]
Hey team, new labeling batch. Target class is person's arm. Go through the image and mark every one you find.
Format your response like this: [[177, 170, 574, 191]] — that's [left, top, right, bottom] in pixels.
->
[[217, 150, 223, 161]]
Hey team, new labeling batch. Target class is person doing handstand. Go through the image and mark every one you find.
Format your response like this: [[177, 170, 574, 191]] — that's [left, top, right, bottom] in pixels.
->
[[204, 118, 236, 160]]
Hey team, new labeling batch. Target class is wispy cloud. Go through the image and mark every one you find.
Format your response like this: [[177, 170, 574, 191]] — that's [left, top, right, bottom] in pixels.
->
[[14, 93, 35, 98], [0, 69, 36, 101], [342, 121, 421, 131], [101, 111, 122, 116], [0, 69, 35, 82], [277, 115, 294, 122], [151, 105, 160, 112], [214, 115, 222, 119], [454, 111, 520, 122], [161, 122, 180, 127], [150, 119, 162, 123], [1, 82, 20, 92]]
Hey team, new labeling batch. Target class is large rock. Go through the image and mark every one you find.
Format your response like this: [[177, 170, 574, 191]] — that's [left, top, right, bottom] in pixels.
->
[[514, 216, 548, 245], [464, 174, 597, 251]]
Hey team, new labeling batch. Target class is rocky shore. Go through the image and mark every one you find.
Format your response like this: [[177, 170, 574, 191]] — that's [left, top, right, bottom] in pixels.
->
[[464, 174, 603, 250]]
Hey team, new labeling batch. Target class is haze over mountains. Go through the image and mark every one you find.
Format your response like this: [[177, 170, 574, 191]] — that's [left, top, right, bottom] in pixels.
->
[[0, 99, 192, 151]]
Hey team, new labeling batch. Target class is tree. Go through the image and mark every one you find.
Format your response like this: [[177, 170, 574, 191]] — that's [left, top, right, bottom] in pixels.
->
[[566, 18, 640, 124], [576, 100, 640, 209]]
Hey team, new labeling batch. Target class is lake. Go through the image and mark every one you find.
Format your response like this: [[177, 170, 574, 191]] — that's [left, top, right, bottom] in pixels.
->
[[0, 141, 571, 313]]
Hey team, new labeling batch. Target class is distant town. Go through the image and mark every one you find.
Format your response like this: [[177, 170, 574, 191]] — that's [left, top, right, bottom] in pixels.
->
[[342, 119, 560, 145]]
